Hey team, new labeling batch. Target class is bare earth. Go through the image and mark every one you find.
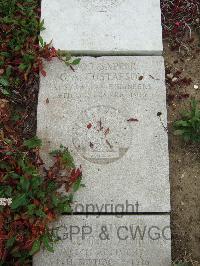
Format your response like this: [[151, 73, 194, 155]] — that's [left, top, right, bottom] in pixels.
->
[[163, 34, 200, 263]]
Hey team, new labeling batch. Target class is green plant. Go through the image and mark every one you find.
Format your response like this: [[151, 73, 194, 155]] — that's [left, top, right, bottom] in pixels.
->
[[174, 99, 200, 142], [0, 137, 83, 265], [0, 1, 83, 265], [0, 0, 80, 97]]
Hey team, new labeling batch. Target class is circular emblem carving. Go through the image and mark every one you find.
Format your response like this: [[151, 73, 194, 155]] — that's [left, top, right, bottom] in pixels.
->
[[72, 106, 132, 164], [77, 0, 124, 11]]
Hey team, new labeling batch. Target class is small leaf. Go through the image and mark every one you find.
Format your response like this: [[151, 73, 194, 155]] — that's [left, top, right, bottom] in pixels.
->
[[59, 148, 75, 168], [174, 120, 189, 127], [0, 52, 10, 57], [71, 58, 81, 65], [20, 176, 30, 192], [47, 181, 57, 192], [27, 204, 36, 215], [62, 204, 72, 213], [39, 19, 46, 31], [0, 88, 10, 96], [42, 235, 54, 253], [0, 77, 9, 86], [183, 134, 191, 142], [19, 63, 27, 71], [73, 178, 82, 192], [57, 50, 71, 60], [6, 236, 16, 248], [40, 19, 44, 27], [6, 66, 12, 77], [35, 209, 46, 218], [30, 176, 43, 189], [12, 112, 21, 122], [11, 194, 27, 209], [41, 69, 47, 77], [51, 194, 60, 207], [174, 130, 185, 136], [10, 173, 21, 179], [38, 36, 44, 46], [0, 161, 10, 170], [3, 186, 12, 197], [23, 136, 42, 149], [37, 191, 46, 199], [29, 240, 41, 255]]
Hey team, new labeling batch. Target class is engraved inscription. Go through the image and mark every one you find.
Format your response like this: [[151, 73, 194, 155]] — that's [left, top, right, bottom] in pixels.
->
[[72, 106, 133, 164], [58, 60, 153, 102], [76, 0, 125, 11], [56, 83, 151, 101]]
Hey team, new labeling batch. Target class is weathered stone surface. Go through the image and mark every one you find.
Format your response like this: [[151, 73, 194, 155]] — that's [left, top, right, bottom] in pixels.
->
[[41, 0, 163, 55], [33, 215, 171, 266], [37, 56, 170, 212]]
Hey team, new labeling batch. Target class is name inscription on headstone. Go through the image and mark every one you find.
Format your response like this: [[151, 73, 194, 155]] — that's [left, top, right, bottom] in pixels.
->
[[76, 0, 125, 11], [55, 61, 153, 101]]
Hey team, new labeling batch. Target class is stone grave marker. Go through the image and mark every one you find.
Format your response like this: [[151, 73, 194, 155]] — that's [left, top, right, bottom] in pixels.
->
[[37, 56, 170, 213], [41, 0, 163, 55], [36, 0, 171, 264]]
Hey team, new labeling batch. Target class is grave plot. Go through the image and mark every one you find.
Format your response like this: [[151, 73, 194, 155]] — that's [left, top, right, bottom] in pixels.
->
[[37, 56, 170, 213], [33, 215, 171, 266], [41, 0, 163, 55]]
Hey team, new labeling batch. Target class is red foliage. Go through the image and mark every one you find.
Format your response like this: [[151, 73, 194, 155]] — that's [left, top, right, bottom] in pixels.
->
[[161, 0, 200, 48], [0, 136, 83, 264], [87, 123, 92, 129], [70, 168, 82, 183]]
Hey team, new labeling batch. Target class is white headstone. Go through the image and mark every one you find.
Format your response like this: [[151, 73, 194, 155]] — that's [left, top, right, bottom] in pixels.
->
[[37, 56, 170, 213], [41, 0, 163, 55], [33, 215, 171, 266]]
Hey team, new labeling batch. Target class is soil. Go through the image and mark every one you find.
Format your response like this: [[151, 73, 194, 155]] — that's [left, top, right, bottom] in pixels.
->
[[163, 34, 200, 263]]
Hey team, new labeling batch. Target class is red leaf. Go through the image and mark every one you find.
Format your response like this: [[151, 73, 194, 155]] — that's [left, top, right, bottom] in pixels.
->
[[50, 47, 57, 57], [41, 69, 46, 77], [87, 123, 92, 129], [127, 118, 139, 122], [70, 168, 82, 182]]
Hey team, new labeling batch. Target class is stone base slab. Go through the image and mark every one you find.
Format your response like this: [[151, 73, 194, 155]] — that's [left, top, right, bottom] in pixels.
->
[[41, 0, 163, 55], [33, 215, 171, 266]]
